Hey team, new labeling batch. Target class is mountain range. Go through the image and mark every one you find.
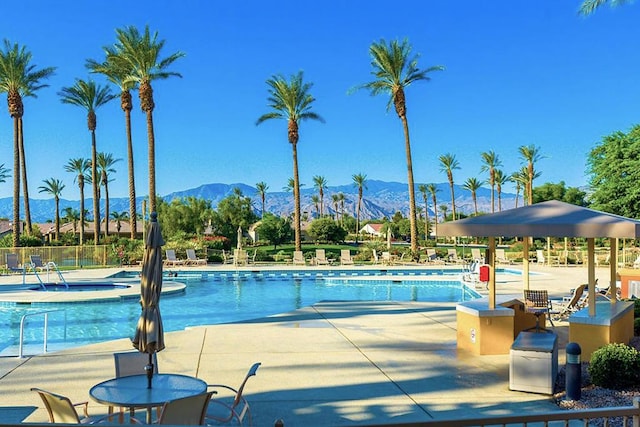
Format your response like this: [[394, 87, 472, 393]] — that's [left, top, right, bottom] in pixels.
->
[[0, 180, 518, 223]]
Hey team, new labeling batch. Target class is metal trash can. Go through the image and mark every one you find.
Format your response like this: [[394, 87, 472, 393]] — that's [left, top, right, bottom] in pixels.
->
[[509, 331, 558, 394]]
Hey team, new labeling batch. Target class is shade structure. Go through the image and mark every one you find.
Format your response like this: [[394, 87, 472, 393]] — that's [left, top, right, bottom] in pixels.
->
[[237, 226, 243, 250], [132, 212, 165, 388]]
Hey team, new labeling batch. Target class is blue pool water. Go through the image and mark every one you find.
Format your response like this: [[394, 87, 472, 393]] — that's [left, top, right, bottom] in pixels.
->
[[0, 269, 482, 356]]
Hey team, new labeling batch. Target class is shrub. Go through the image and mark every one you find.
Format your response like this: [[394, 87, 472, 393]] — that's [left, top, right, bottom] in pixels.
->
[[635, 318, 640, 336], [588, 343, 640, 390]]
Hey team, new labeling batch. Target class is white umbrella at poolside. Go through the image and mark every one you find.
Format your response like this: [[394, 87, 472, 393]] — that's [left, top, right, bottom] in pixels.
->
[[237, 226, 243, 250]]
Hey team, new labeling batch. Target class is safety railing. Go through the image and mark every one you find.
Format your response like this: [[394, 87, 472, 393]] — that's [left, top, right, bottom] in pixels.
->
[[18, 309, 66, 358]]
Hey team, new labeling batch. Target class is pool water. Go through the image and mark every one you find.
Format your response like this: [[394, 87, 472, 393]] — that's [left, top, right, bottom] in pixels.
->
[[0, 270, 481, 356]]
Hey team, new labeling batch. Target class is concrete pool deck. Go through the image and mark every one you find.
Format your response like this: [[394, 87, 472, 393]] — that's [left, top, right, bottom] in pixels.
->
[[0, 263, 618, 425]]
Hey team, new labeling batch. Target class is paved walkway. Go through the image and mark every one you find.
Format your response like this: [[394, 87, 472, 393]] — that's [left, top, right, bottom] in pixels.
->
[[0, 263, 615, 425]]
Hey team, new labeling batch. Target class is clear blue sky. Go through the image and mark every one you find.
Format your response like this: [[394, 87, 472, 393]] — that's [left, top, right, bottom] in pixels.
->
[[0, 1, 638, 201]]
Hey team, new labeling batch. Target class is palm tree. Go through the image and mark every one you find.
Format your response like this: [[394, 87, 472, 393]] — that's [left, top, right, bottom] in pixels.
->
[[494, 169, 508, 212], [311, 195, 320, 217], [480, 150, 502, 213], [0, 40, 56, 246], [439, 153, 460, 220], [59, 79, 116, 245], [338, 192, 346, 226], [580, 0, 631, 14], [331, 193, 340, 222], [38, 178, 65, 241], [64, 158, 90, 245], [418, 184, 430, 240], [426, 184, 440, 236], [256, 71, 324, 251], [439, 204, 449, 222], [510, 171, 524, 208], [87, 55, 138, 239], [62, 207, 80, 235], [108, 25, 185, 214], [462, 177, 483, 216], [355, 38, 444, 253], [312, 175, 328, 216], [255, 181, 269, 218], [97, 152, 121, 238], [352, 173, 367, 243], [518, 144, 544, 205], [111, 211, 129, 234]]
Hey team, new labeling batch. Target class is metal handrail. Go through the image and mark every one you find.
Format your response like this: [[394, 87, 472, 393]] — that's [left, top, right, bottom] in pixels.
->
[[18, 309, 67, 358]]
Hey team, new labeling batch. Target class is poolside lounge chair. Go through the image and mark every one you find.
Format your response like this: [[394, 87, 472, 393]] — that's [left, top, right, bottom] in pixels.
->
[[340, 249, 354, 265], [31, 387, 109, 424], [185, 249, 207, 266], [470, 248, 483, 263], [164, 250, 185, 267], [447, 249, 464, 264], [5, 253, 25, 274], [111, 352, 159, 423], [29, 254, 58, 272], [234, 249, 248, 266], [157, 391, 214, 425], [206, 362, 261, 426], [425, 248, 444, 264], [381, 251, 392, 265], [292, 250, 306, 266], [314, 249, 330, 266], [523, 289, 557, 331], [222, 249, 233, 264], [536, 249, 559, 266], [552, 284, 588, 320]]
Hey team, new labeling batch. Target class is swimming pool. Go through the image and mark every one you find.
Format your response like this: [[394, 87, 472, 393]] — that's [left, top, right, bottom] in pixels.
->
[[0, 269, 482, 356]]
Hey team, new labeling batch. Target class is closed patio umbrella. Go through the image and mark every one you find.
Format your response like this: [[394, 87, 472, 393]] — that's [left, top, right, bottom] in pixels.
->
[[132, 212, 165, 389], [386, 227, 392, 250], [237, 226, 243, 250]]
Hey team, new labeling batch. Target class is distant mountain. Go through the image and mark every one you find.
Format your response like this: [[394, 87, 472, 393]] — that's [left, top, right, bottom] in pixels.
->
[[1, 180, 517, 223]]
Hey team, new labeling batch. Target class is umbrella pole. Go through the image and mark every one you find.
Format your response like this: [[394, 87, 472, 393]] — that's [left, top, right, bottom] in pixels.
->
[[146, 353, 154, 389]]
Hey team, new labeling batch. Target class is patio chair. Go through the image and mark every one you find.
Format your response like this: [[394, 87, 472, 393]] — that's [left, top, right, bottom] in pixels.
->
[[495, 248, 511, 264], [447, 248, 464, 264], [206, 362, 261, 426], [164, 250, 185, 267], [292, 250, 306, 266], [340, 249, 354, 265], [234, 249, 248, 266], [314, 249, 330, 265], [553, 284, 588, 320], [31, 387, 109, 424], [185, 249, 207, 266], [221, 249, 233, 264], [523, 289, 557, 332], [111, 352, 159, 423], [381, 251, 392, 265], [471, 248, 484, 263], [5, 253, 25, 274], [156, 391, 214, 425], [29, 254, 58, 272], [425, 248, 444, 264]]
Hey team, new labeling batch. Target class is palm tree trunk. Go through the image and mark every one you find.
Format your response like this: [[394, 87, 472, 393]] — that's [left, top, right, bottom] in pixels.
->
[[355, 191, 362, 244], [146, 111, 157, 213], [18, 118, 32, 235], [91, 131, 100, 245], [54, 197, 60, 240], [12, 117, 20, 247], [448, 178, 456, 219], [125, 108, 137, 239], [292, 142, 302, 251], [401, 116, 418, 253], [79, 183, 85, 245], [104, 180, 110, 238]]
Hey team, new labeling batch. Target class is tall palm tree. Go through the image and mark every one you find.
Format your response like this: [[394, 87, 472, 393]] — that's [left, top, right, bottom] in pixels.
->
[[62, 207, 80, 235], [256, 71, 324, 251], [418, 184, 430, 240], [331, 193, 340, 222], [38, 178, 65, 241], [59, 79, 116, 245], [111, 211, 129, 234], [338, 192, 346, 226], [439, 153, 460, 220], [480, 150, 502, 213], [356, 38, 444, 253], [580, 0, 631, 14], [97, 152, 121, 238], [312, 175, 328, 216], [462, 177, 483, 216], [0, 40, 56, 246], [64, 158, 90, 245], [510, 171, 524, 208], [255, 181, 269, 218], [426, 184, 440, 236], [311, 195, 320, 217], [352, 173, 367, 243], [439, 204, 449, 222], [108, 25, 185, 214], [87, 55, 138, 239], [518, 144, 544, 205], [494, 169, 508, 212]]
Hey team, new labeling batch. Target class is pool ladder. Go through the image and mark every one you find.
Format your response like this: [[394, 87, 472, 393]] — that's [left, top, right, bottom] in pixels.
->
[[28, 262, 69, 290], [18, 309, 67, 358]]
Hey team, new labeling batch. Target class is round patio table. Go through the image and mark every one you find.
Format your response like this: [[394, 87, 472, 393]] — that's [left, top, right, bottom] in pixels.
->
[[90, 373, 207, 424]]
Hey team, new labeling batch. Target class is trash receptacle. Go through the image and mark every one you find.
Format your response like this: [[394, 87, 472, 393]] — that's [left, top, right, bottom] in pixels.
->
[[509, 331, 558, 394]]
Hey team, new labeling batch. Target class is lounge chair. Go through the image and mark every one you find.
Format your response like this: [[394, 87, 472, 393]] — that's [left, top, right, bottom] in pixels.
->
[[552, 284, 588, 320], [31, 387, 109, 424], [425, 248, 444, 264], [340, 249, 354, 265], [29, 254, 58, 272], [206, 362, 261, 426], [157, 391, 214, 425], [5, 253, 25, 274], [447, 249, 464, 264], [314, 249, 330, 266], [495, 248, 511, 264], [536, 249, 559, 266], [234, 249, 248, 266], [185, 249, 207, 266], [471, 248, 484, 263], [221, 249, 233, 264], [381, 251, 392, 265], [292, 250, 306, 266], [111, 352, 159, 423], [523, 289, 557, 331], [164, 250, 185, 267]]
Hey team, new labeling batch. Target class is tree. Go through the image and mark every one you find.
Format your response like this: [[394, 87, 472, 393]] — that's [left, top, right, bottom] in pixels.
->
[[108, 25, 185, 213], [212, 190, 259, 245], [311, 194, 320, 217], [352, 173, 367, 243], [87, 53, 139, 239], [331, 193, 340, 222], [356, 38, 444, 254], [64, 158, 90, 245], [308, 217, 347, 243], [580, 0, 631, 14], [0, 40, 56, 246], [510, 170, 525, 208], [312, 175, 328, 216], [426, 183, 440, 236], [338, 192, 346, 226], [256, 213, 292, 249], [518, 144, 544, 205], [96, 152, 121, 238], [480, 150, 502, 213], [38, 178, 65, 240], [256, 71, 324, 251], [157, 196, 214, 239], [111, 211, 129, 233], [59, 79, 117, 245], [495, 169, 508, 212], [62, 207, 80, 235], [462, 177, 483, 216], [533, 181, 588, 206], [255, 181, 269, 218], [439, 153, 460, 219], [417, 184, 430, 240]]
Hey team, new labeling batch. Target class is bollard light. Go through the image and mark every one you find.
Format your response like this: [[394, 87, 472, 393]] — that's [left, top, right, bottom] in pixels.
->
[[565, 342, 581, 401]]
